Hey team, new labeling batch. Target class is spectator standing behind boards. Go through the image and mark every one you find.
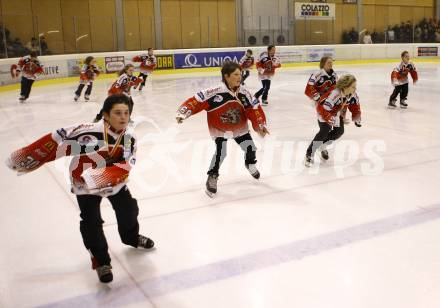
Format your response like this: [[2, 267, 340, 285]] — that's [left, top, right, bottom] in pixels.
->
[[39, 36, 50, 55], [363, 31, 373, 44], [387, 26, 395, 42], [26, 37, 39, 53]]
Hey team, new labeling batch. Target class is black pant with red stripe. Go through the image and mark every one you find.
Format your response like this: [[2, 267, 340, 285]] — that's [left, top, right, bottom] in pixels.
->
[[76, 186, 140, 266]]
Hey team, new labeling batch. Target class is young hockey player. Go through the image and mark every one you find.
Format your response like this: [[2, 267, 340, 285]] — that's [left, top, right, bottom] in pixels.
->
[[239, 49, 254, 85], [305, 56, 338, 105], [176, 61, 269, 197], [74, 56, 100, 102], [388, 50, 418, 109], [254, 45, 281, 106], [10, 51, 43, 103], [132, 48, 157, 91], [93, 64, 141, 121], [5, 94, 155, 283], [304, 74, 362, 167]]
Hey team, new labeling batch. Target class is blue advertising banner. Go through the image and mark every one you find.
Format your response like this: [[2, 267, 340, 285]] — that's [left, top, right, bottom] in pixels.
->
[[174, 51, 245, 69], [306, 48, 335, 62]]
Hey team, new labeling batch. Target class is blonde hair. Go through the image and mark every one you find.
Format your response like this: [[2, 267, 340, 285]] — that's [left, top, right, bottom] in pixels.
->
[[336, 74, 356, 90]]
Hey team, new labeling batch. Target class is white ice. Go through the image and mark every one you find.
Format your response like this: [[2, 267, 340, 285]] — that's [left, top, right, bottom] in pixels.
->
[[1, 62, 440, 308]]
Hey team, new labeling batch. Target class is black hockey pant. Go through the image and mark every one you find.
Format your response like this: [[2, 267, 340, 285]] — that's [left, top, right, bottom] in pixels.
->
[[207, 133, 257, 176]]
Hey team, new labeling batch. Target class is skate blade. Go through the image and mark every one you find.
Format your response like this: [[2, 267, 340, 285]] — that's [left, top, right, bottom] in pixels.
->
[[205, 190, 216, 198], [387, 105, 397, 109], [400, 105, 407, 109], [251, 173, 260, 180]]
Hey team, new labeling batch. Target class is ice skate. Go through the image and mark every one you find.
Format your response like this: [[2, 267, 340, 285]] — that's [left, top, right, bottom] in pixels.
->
[[304, 155, 314, 167], [246, 164, 260, 180], [400, 99, 408, 109], [320, 149, 329, 161], [138, 234, 155, 249], [205, 174, 219, 197], [96, 264, 113, 283], [388, 99, 397, 109]]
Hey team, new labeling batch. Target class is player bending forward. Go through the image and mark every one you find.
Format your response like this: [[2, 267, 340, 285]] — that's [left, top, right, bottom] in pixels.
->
[[305, 74, 362, 167]]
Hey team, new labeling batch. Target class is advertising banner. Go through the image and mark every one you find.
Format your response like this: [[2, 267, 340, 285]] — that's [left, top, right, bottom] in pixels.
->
[[156, 54, 175, 70], [295, 2, 336, 20], [0, 59, 68, 85], [105, 56, 125, 73], [417, 46, 438, 57], [67, 57, 105, 77], [174, 51, 245, 69], [306, 48, 335, 62], [277, 50, 307, 63]]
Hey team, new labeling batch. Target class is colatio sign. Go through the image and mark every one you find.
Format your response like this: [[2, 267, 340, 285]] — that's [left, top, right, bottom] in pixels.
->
[[295, 2, 335, 20]]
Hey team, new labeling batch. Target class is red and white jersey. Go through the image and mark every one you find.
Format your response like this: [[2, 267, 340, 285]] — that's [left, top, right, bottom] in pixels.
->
[[239, 55, 255, 71], [256, 52, 281, 80], [177, 83, 267, 139], [108, 73, 141, 96], [316, 88, 361, 127], [17, 55, 43, 80], [305, 69, 338, 101], [79, 64, 100, 84], [6, 120, 137, 197], [132, 54, 157, 75], [391, 61, 418, 86]]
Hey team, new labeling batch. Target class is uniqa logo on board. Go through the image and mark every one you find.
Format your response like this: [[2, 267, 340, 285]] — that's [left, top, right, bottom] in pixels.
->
[[182, 54, 240, 68], [183, 54, 201, 68]]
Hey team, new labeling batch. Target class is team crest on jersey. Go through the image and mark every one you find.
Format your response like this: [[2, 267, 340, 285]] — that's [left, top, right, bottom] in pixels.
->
[[220, 108, 241, 124], [77, 134, 98, 146], [213, 95, 223, 103]]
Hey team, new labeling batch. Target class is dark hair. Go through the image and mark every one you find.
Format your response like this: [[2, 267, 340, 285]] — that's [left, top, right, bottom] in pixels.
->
[[401, 50, 409, 58], [84, 56, 94, 65], [147, 47, 153, 52], [246, 49, 253, 54], [30, 51, 38, 58], [118, 64, 134, 76], [95, 94, 133, 122], [267, 45, 275, 51], [221, 61, 241, 84], [319, 56, 332, 69]]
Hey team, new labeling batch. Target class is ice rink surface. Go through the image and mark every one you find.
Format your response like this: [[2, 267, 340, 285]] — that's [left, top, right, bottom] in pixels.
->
[[1, 62, 440, 307]]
